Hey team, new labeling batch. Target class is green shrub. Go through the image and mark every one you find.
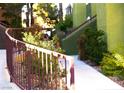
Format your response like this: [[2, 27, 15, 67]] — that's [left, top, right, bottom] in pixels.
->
[[55, 14, 73, 34], [101, 52, 124, 79], [22, 29, 66, 79], [55, 21, 67, 31], [64, 15, 73, 28], [77, 34, 86, 60], [78, 27, 107, 64], [22, 28, 65, 53]]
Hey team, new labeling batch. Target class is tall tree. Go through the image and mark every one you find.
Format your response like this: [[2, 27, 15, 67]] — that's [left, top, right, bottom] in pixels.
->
[[30, 3, 34, 25], [0, 3, 25, 27], [59, 3, 63, 21], [33, 3, 58, 24]]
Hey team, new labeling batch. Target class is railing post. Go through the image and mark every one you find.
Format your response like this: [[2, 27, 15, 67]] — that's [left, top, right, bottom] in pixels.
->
[[69, 57, 75, 90], [27, 51, 32, 90], [5, 30, 14, 82], [66, 57, 75, 90]]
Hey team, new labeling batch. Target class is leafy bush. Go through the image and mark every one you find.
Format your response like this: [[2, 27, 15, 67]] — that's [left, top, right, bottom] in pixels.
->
[[101, 52, 124, 79], [55, 14, 73, 33], [22, 31, 43, 45], [64, 15, 73, 28], [55, 21, 67, 31], [77, 34, 86, 60], [22, 28, 65, 53], [78, 27, 107, 64]]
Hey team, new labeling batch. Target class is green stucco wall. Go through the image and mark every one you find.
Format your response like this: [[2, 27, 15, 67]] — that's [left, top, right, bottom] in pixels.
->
[[73, 3, 86, 28], [96, 3, 106, 31], [106, 4, 124, 55], [96, 3, 124, 55], [91, 3, 97, 16], [71, 3, 124, 55]]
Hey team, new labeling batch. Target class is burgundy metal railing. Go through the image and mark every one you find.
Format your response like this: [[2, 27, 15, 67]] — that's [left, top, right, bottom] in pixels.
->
[[5, 28, 74, 90]]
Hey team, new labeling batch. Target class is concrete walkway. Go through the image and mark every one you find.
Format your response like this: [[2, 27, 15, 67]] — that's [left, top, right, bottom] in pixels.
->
[[0, 50, 20, 90], [74, 55, 124, 93], [0, 50, 124, 93]]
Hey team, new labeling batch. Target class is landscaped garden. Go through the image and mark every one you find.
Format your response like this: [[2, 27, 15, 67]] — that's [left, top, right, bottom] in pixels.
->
[[1, 3, 124, 90], [77, 27, 124, 87]]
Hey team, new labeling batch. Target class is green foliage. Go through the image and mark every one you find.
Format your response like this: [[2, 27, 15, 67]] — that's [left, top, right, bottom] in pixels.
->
[[11, 17, 22, 28], [62, 19, 97, 55], [34, 3, 58, 22], [64, 15, 73, 28], [77, 34, 86, 60], [78, 27, 107, 63], [22, 31, 43, 45], [22, 27, 65, 53], [28, 52, 65, 78], [55, 14, 73, 33], [101, 52, 124, 79], [55, 21, 67, 31], [0, 3, 24, 27]]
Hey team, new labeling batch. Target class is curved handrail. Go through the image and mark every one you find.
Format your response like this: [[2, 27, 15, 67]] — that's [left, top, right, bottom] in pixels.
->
[[64, 15, 96, 40], [5, 28, 74, 90], [0, 21, 10, 28], [5, 28, 73, 59]]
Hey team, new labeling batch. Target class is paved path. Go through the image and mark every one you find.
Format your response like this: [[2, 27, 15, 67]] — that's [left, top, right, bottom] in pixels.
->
[[0, 49, 124, 92], [74, 56, 124, 93], [0, 50, 20, 90]]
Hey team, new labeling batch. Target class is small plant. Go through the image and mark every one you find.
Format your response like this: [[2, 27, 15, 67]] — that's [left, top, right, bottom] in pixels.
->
[[22, 26, 65, 54], [77, 34, 86, 60], [55, 14, 73, 34], [55, 21, 67, 31], [101, 52, 124, 79], [78, 27, 107, 64], [64, 14, 73, 28]]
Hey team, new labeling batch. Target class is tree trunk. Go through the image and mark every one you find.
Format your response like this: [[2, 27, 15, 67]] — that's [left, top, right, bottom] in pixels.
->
[[59, 3, 63, 21]]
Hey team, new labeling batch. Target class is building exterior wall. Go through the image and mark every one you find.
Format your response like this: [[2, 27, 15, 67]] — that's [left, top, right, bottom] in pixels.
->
[[96, 3, 124, 55], [91, 3, 97, 16], [73, 3, 86, 28], [96, 3, 106, 31], [106, 3, 124, 55]]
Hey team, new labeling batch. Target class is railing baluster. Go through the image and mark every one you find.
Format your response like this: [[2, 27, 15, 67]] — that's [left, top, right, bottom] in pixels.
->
[[19, 49, 22, 86], [25, 49, 29, 89], [46, 53, 48, 74], [27, 51, 31, 90], [38, 51, 42, 89], [19, 49, 21, 86], [21, 50, 24, 87], [41, 52, 44, 89], [45, 53, 48, 89], [16, 50, 19, 84], [55, 56, 57, 89], [64, 57, 67, 89], [50, 54, 53, 89], [32, 48, 35, 89], [25, 50, 27, 89]]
